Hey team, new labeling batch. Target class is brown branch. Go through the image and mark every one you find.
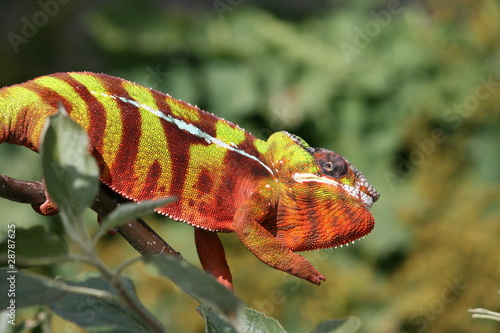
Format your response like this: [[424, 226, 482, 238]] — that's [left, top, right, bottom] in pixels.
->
[[0, 174, 182, 258], [0, 174, 46, 203]]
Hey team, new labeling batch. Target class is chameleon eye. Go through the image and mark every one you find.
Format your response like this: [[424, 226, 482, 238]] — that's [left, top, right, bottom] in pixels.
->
[[313, 150, 349, 178], [321, 158, 348, 178]]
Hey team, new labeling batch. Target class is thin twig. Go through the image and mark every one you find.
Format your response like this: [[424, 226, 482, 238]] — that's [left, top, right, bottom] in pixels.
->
[[0, 174, 46, 203], [468, 308, 500, 322], [93, 256, 165, 333], [0, 174, 182, 258]]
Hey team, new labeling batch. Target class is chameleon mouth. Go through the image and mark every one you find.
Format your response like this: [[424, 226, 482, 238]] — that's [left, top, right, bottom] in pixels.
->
[[352, 168, 380, 205], [292, 172, 379, 209]]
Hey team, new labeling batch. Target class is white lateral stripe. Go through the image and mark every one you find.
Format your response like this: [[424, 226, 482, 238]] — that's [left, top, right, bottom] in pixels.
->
[[92, 92, 274, 175], [293, 173, 340, 186], [293, 173, 374, 209]]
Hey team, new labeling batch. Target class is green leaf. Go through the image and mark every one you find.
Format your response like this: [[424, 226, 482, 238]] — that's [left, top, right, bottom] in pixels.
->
[[199, 306, 287, 333], [0, 268, 73, 309], [310, 316, 362, 333], [0, 226, 67, 264], [0, 268, 154, 332], [242, 307, 286, 333], [146, 254, 245, 328], [198, 304, 238, 333], [49, 272, 154, 333], [41, 106, 99, 217], [94, 197, 176, 242]]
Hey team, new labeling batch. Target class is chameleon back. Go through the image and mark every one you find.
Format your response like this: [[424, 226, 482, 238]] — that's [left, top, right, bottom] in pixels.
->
[[0, 72, 271, 231]]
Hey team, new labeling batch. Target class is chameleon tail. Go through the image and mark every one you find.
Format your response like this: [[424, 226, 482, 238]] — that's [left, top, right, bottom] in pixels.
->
[[0, 80, 58, 151], [0, 81, 65, 216]]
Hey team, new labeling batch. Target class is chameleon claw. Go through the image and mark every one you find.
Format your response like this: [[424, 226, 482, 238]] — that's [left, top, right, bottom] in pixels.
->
[[215, 275, 234, 291], [301, 267, 326, 285], [31, 200, 59, 216]]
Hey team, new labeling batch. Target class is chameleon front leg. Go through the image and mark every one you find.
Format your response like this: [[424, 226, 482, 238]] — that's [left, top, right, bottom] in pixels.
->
[[31, 179, 59, 216], [233, 192, 326, 285], [194, 228, 234, 290]]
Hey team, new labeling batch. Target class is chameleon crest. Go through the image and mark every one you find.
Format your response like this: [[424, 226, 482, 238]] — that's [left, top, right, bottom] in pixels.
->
[[0, 72, 379, 288]]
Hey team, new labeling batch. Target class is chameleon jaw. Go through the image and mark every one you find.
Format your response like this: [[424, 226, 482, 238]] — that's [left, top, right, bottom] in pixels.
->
[[292, 172, 378, 209]]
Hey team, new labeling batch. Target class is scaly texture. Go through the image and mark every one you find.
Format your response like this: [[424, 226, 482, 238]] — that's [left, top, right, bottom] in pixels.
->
[[0, 72, 380, 288]]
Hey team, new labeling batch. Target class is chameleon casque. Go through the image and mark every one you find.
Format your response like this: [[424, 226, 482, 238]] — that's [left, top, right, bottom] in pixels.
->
[[0, 72, 380, 289]]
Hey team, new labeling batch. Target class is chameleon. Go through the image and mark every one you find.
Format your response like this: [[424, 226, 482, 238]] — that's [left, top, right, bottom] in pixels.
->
[[0, 72, 380, 289]]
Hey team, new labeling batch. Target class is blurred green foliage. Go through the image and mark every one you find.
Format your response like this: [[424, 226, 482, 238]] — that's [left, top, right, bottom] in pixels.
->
[[0, 0, 499, 332]]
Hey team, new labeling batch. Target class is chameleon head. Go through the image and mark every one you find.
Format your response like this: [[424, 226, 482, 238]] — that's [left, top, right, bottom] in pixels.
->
[[293, 147, 380, 210], [265, 132, 380, 252]]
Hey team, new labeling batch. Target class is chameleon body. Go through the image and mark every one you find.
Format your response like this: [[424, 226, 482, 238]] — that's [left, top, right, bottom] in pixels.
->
[[0, 72, 380, 288]]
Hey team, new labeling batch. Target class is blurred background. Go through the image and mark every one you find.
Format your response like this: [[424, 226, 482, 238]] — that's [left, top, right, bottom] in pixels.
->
[[0, 0, 499, 332]]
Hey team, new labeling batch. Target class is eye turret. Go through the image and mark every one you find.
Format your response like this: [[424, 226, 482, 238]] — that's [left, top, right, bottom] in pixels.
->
[[313, 149, 349, 178]]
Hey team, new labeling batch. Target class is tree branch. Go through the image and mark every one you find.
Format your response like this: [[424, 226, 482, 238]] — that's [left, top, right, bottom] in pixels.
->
[[0, 174, 182, 259]]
